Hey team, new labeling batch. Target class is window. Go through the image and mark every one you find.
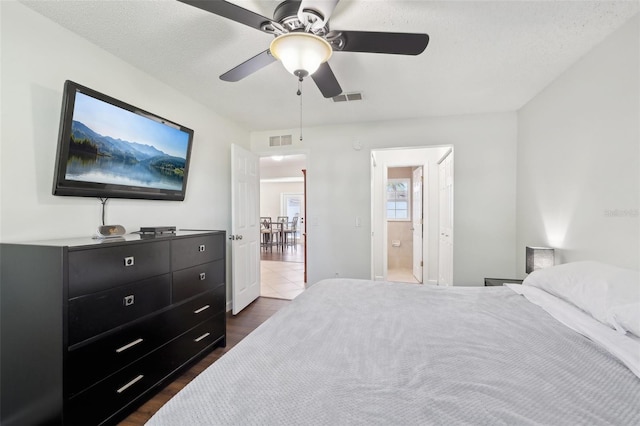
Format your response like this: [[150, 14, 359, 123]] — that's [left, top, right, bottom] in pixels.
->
[[387, 178, 410, 220]]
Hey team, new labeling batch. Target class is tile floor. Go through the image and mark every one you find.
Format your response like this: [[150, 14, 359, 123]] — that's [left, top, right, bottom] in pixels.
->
[[387, 267, 420, 284], [260, 260, 306, 300]]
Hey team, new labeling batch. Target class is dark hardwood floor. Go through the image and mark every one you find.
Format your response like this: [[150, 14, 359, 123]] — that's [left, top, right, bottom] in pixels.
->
[[118, 297, 291, 425], [260, 242, 305, 262]]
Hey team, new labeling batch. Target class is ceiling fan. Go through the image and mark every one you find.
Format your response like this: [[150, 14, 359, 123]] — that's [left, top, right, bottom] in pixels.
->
[[178, 0, 429, 98]]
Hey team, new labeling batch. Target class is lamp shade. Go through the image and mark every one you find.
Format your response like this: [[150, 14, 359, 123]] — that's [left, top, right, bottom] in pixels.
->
[[270, 33, 332, 77], [526, 246, 555, 273]]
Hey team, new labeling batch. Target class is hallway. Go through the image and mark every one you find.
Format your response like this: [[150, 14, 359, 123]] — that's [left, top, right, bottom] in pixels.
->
[[260, 242, 305, 300], [260, 260, 305, 300]]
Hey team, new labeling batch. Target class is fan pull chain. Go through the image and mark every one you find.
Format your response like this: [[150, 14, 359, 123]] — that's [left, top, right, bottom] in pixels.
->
[[297, 78, 303, 141]]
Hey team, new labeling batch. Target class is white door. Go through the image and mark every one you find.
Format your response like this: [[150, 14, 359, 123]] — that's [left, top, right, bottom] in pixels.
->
[[438, 151, 454, 286], [282, 193, 305, 245], [282, 193, 303, 219], [412, 166, 423, 283], [231, 144, 260, 314]]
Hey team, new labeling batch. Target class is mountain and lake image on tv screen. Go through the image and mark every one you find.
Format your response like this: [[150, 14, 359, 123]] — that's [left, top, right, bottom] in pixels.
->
[[66, 92, 190, 191]]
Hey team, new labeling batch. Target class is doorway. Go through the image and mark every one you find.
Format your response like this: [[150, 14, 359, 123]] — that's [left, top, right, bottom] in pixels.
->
[[386, 167, 421, 283], [259, 154, 307, 299], [371, 146, 453, 285]]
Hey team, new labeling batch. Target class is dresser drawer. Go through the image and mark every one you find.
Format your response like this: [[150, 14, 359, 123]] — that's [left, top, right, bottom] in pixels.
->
[[69, 241, 171, 297], [161, 313, 226, 371], [67, 315, 225, 425], [68, 274, 171, 346], [172, 259, 224, 302], [171, 233, 224, 271], [66, 350, 172, 425], [168, 286, 226, 330], [67, 312, 168, 396], [67, 289, 223, 395]]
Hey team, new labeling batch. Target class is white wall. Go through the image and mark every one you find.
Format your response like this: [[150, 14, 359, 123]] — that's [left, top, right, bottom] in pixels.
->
[[0, 2, 249, 242], [517, 14, 639, 273], [260, 157, 307, 180], [252, 112, 518, 286], [260, 181, 304, 219], [0, 2, 250, 303]]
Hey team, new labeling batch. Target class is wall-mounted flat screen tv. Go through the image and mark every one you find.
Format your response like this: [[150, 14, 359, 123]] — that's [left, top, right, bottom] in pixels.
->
[[53, 80, 194, 201]]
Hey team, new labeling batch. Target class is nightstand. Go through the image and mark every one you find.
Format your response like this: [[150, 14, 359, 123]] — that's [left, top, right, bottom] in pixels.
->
[[484, 278, 524, 286]]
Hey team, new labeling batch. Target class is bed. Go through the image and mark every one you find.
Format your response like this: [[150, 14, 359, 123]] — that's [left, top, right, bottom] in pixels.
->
[[147, 261, 640, 425]]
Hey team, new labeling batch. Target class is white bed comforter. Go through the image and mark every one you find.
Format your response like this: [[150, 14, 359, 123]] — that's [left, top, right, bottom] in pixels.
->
[[147, 279, 640, 425]]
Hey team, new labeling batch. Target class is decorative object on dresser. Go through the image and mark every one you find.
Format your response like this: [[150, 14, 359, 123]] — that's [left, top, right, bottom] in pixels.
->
[[525, 246, 555, 273], [484, 278, 524, 286], [95, 224, 127, 239], [139, 226, 177, 236], [0, 230, 226, 425]]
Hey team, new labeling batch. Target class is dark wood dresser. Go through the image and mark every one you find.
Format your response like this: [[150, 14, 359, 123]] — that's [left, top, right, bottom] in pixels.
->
[[0, 230, 226, 425]]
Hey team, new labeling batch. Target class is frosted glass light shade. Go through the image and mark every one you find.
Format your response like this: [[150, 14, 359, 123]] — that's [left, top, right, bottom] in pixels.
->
[[270, 33, 332, 76], [526, 246, 555, 273]]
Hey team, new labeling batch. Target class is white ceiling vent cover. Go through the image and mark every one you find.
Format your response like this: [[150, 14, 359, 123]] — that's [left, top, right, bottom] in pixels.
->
[[269, 135, 293, 147], [332, 92, 363, 103]]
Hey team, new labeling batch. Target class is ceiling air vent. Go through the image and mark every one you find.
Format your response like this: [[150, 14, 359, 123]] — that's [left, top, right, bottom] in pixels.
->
[[269, 135, 293, 147], [332, 92, 363, 103]]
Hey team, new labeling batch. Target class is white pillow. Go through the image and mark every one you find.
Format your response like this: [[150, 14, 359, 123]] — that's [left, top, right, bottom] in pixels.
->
[[522, 261, 640, 329], [609, 303, 640, 337]]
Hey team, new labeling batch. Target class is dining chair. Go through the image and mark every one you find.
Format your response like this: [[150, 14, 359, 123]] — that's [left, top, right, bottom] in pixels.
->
[[270, 221, 284, 251], [260, 217, 272, 251], [283, 216, 298, 250]]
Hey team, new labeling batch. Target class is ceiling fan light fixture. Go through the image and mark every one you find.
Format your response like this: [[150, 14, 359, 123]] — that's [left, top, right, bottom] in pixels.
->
[[270, 32, 332, 77]]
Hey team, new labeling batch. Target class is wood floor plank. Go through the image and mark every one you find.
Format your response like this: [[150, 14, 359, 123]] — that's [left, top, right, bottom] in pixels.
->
[[260, 243, 304, 262], [118, 297, 291, 426]]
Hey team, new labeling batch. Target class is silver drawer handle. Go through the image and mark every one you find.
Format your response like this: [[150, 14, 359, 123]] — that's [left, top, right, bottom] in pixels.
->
[[194, 332, 210, 342], [124, 256, 135, 267], [116, 374, 144, 394], [194, 305, 210, 314], [199, 244, 206, 252], [116, 338, 144, 353], [199, 272, 206, 281]]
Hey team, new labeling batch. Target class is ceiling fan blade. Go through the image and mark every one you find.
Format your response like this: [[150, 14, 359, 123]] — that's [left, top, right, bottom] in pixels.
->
[[178, 0, 275, 34], [220, 50, 277, 82], [330, 30, 429, 55], [311, 62, 342, 98], [297, 0, 340, 30]]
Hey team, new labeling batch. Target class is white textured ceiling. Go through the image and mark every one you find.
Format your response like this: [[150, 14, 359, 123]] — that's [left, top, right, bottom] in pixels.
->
[[21, 0, 640, 131]]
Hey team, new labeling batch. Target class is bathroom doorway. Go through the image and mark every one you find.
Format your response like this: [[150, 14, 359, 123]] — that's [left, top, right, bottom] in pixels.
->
[[371, 146, 453, 285]]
